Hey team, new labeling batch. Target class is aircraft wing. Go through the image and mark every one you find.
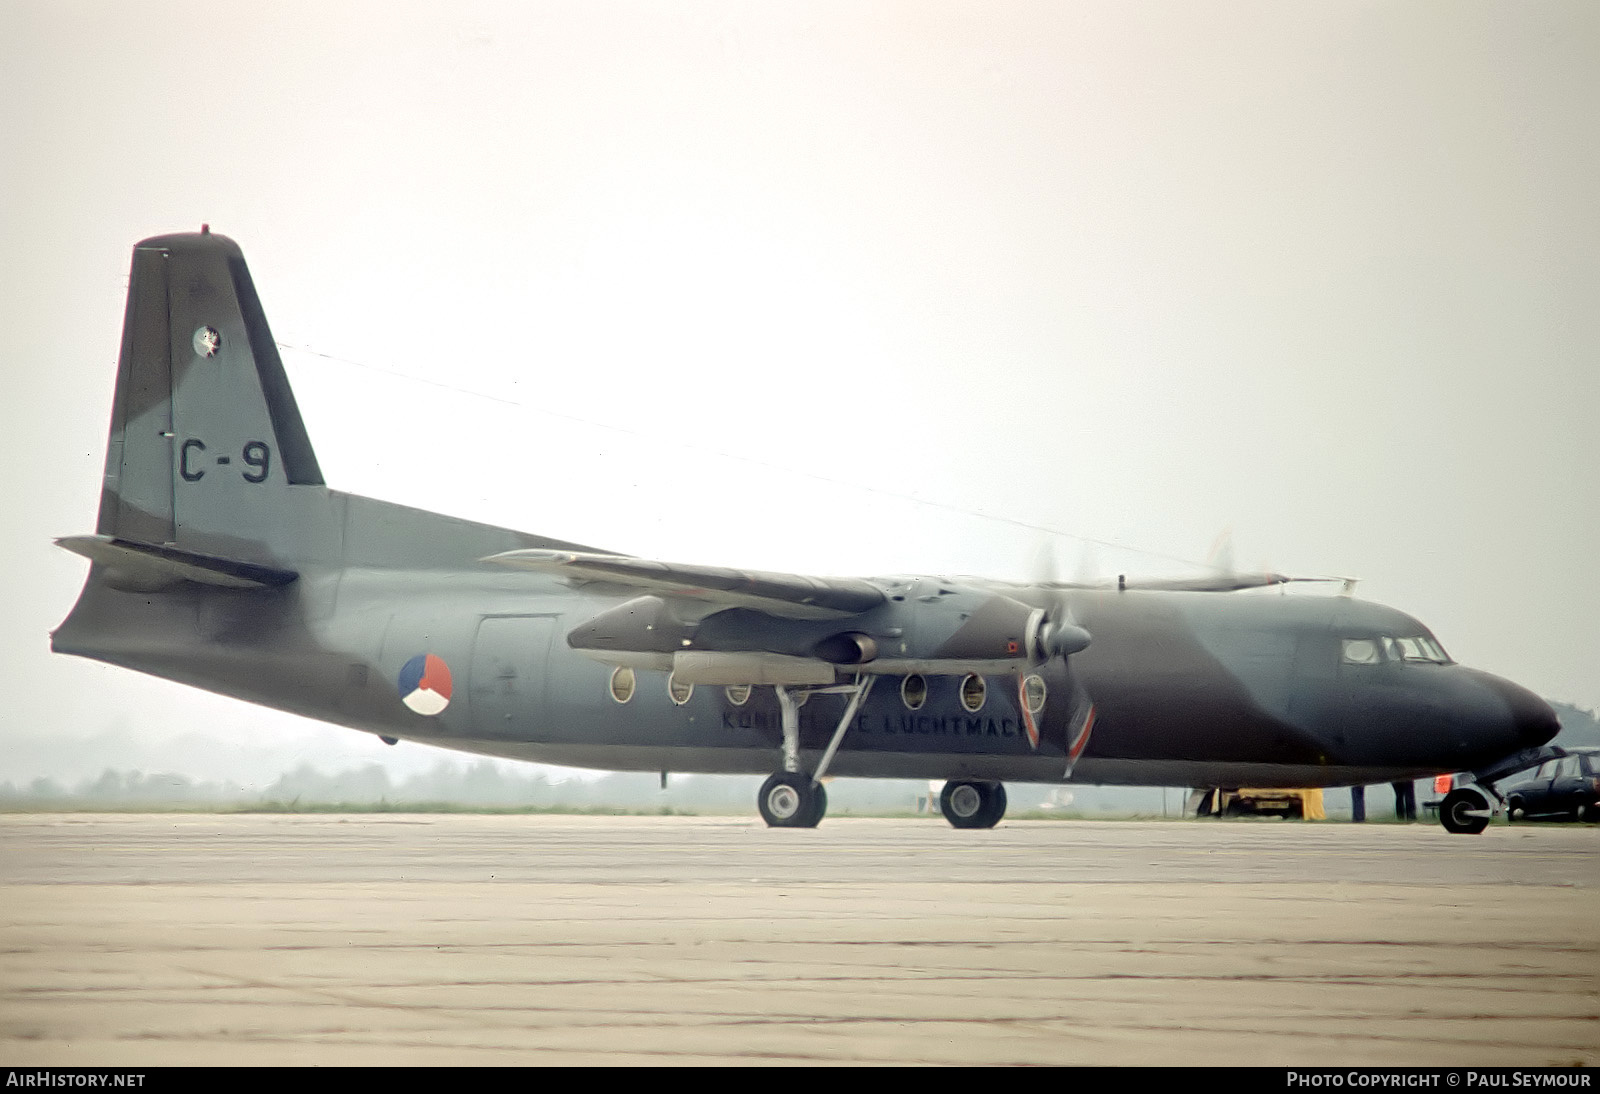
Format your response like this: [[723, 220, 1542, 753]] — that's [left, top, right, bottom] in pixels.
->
[[1088, 573, 1298, 593], [483, 549, 886, 620]]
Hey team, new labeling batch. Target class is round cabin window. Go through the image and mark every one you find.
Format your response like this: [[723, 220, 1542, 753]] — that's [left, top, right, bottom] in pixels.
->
[[901, 674, 927, 711], [1021, 674, 1047, 715], [668, 673, 694, 705], [960, 674, 986, 713], [725, 684, 752, 706], [609, 666, 635, 704]]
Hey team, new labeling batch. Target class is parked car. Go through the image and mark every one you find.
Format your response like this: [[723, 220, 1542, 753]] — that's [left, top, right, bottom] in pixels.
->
[[1500, 748, 1600, 822]]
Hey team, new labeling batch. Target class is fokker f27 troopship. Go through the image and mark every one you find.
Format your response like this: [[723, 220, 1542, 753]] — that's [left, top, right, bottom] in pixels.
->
[[52, 231, 1563, 832]]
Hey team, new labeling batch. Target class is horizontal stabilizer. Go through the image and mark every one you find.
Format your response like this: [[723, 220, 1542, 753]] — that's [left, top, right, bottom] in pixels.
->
[[484, 549, 885, 620], [57, 534, 299, 591]]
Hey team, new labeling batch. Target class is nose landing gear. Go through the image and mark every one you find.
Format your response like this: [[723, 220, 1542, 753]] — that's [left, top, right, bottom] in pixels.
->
[[1439, 786, 1492, 835], [1436, 744, 1569, 835]]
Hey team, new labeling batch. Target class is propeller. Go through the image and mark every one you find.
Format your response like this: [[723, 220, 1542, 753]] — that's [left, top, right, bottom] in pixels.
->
[[1020, 537, 1095, 759], [1029, 538, 1091, 660]]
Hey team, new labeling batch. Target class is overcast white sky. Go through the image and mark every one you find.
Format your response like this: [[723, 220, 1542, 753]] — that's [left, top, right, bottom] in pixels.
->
[[2, 1, 1595, 782]]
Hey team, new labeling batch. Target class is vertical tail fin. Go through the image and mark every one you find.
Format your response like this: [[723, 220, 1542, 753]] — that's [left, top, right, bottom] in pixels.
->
[[97, 229, 333, 565]]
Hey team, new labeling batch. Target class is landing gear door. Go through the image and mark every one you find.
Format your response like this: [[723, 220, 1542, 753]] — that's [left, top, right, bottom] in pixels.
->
[[471, 615, 556, 738]]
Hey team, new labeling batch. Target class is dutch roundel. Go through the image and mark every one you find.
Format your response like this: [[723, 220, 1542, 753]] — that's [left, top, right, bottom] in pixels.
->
[[398, 653, 452, 715]]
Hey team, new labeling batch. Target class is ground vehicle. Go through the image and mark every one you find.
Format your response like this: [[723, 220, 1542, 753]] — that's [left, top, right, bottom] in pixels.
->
[[1190, 788, 1326, 819], [1500, 749, 1600, 821]]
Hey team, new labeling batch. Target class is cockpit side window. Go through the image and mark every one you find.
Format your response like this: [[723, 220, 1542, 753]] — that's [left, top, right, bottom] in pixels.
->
[[1392, 635, 1451, 663], [1341, 638, 1382, 665]]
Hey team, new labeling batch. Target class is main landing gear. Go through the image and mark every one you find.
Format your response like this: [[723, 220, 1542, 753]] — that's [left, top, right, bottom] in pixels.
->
[[939, 780, 1007, 829], [757, 678, 874, 828], [752, 677, 1011, 831], [757, 772, 827, 828]]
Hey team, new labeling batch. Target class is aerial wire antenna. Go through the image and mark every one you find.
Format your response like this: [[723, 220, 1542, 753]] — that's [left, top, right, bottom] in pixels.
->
[[275, 340, 1342, 580]]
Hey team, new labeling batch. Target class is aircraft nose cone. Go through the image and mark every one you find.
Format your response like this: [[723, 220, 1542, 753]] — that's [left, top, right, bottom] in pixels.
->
[[1481, 674, 1561, 749]]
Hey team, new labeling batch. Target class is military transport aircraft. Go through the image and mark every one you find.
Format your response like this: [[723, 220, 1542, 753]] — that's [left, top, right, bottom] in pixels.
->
[[52, 230, 1563, 833]]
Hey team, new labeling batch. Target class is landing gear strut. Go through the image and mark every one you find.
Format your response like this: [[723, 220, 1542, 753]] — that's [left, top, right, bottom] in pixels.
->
[[940, 780, 1007, 829], [756, 677, 874, 829]]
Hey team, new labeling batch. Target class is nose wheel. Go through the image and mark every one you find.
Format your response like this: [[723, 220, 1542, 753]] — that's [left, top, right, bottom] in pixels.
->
[[940, 780, 1007, 829], [1439, 786, 1493, 834]]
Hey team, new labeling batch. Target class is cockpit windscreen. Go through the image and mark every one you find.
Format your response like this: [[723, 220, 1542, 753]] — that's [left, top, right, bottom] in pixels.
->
[[1341, 634, 1451, 666]]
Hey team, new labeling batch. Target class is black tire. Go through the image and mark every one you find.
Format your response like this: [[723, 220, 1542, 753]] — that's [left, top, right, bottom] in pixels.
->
[[940, 780, 1006, 829], [1507, 797, 1525, 821], [805, 783, 828, 827], [1440, 787, 1492, 835], [979, 782, 1007, 827], [757, 772, 825, 828]]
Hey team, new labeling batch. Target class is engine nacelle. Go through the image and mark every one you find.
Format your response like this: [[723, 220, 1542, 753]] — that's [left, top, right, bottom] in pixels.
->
[[813, 632, 878, 665], [564, 582, 1091, 678]]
